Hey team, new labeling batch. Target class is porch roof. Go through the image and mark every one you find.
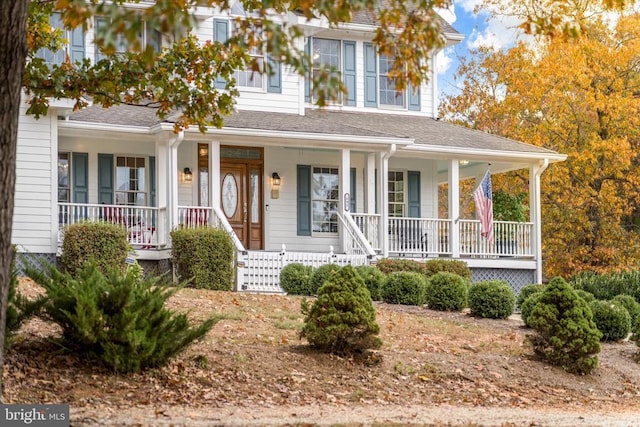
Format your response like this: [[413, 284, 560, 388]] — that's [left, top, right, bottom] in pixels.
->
[[65, 105, 563, 160]]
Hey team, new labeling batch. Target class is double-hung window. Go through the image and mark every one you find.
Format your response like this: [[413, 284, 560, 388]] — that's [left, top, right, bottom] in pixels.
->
[[379, 54, 405, 108], [95, 18, 161, 62], [115, 156, 147, 206], [388, 171, 406, 217], [312, 167, 339, 233], [232, 22, 265, 90], [58, 153, 71, 203], [312, 38, 342, 104], [36, 13, 85, 67]]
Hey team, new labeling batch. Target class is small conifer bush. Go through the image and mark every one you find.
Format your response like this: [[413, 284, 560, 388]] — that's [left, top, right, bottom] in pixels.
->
[[612, 294, 640, 338], [280, 263, 314, 295], [355, 265, 386, 301], [300, 265, 382, 354], [423, 259, 471, 279], [425, 272, 468, 311], [375, 258, 424, 275], [589, 300, 631, 342], [28, 262, 218, 373], [61, 222, 129, 276], [520, 291, 543, 327], [468, 280, 515, 319], [575, 289, 596, 304], [516, 284, 544, 310], [527, 277, 601, 374], [309, 264, 342, 295], [381, 271, 427, 305]]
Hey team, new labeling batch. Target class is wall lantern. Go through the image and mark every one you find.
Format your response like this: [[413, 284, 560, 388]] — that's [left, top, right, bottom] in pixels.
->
[[271, 172, 281, 199], [183, 167, 193, 183]]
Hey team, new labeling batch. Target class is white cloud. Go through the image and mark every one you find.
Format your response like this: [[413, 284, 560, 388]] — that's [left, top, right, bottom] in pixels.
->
[[436, 48, 454, 75]]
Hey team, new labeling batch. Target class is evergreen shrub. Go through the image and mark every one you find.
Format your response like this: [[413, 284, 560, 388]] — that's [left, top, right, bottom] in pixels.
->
[[516, 284, 544, 310], [589, 300, 631, 342], [309, 264, 342, 295], [300, 265, 382, 354], [355, 265, 386, 301], [29, 262, 218, 373], [571, 270, 640, 302], [425, 272, 468, 312], [381, 271, 427, 305], [171, 227, 234, 290], [575, 289, 596, 304], [423, 259, 471, 279], [375, 258, 424, 275], [612, 294, 640, 337], [279, 263, 314, 295], [61, 222, 128, 276], [468, 280, 515, 319], [527, 277, 601, 374], [520, 291, 542, 327]]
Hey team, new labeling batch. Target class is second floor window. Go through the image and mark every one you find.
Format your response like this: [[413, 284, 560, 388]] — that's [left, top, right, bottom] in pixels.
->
[[116, 156, 146, 206], [311, 38, 342, 104], [379, 55, 405, 108], [37, 13, 86, 67], [95, 18, 161, 62]]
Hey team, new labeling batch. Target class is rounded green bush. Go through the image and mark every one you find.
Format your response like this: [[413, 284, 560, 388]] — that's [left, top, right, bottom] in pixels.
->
[[612, 294, 640, 337], [528, 277, 601, 374], [381, 271, 427, 305], [425, 272, 468, 312], [300, 265, 382, 354], [423, 259, 471, 280], [520, 291, 542, 327], [280, 263, 314, 295], [375, 258, 424, 275], [355, 265, 386, 301], [310, 264, 342, 295], [516, 284, 544, 310], [575, 289, 596, 304], [468, 280, 515, 319], [589, 299, 631, 342], [61, 222, 129, 276]]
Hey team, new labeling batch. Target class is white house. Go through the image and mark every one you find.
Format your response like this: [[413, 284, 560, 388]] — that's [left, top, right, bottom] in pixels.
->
[[13, 4, 566, 292]]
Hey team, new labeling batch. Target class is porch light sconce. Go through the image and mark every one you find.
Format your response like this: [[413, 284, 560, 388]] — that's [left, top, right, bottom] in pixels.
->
[[183, 167, 193, 183], [271, 172, 281, 199]]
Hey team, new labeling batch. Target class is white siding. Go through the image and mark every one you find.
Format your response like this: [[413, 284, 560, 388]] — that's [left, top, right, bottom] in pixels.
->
[[13, 106, 56, 254]]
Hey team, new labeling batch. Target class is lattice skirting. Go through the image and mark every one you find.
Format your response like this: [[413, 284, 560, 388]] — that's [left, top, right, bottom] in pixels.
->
[[14, 253, 58, 276], [471, 268, 537, 296]]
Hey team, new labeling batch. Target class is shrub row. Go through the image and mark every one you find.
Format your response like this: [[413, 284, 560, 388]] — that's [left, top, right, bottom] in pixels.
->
[[570, 270, 640, 302]]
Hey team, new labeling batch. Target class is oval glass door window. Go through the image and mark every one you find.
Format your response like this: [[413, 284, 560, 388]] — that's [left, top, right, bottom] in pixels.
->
[[222, 173, 238, 217]]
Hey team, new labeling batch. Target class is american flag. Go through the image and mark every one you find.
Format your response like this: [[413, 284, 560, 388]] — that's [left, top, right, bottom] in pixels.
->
[[473, 170, 494, 243]]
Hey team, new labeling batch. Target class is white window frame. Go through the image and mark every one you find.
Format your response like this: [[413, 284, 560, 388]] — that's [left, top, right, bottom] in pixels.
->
[[378, 54, 406, 109], [230, 21, 266, 92], [57, 152, 71, 203], [115, 155, 148, 206], [388, 170, 406, 217], [312, 166, 340, 235], [94, 18, 161, 62], [311, 37, 343, 105]]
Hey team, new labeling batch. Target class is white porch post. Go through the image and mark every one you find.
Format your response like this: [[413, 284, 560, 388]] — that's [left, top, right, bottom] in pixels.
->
[[154, 137, 169, 246], [339, 148, 351, 252], [169, 132, 184, 231], [448, 159, 460, 258], [530, 159, 549, 284], [209, 141, 221, 210], [365, 153, 376, 213], [377, 151, 390, 256]]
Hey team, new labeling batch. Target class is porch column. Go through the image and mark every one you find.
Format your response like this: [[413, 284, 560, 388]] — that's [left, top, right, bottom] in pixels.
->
[[169, 132, 184, 231], [339, 149, 351, 253], [154, 137, 169, 246], [448, 159, 460, 258], [365, 153, 376, 213], [377, 151, 389, 256], [209, 141, 221, 211], [530, 159, 549, 284]]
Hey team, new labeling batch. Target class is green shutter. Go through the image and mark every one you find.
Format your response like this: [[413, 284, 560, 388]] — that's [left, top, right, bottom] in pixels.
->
[[343, 41, 356, 106], [214, 19, 229, 89], [364, 42, 377, 107], [408, 84, 420, 111], [350, 167, 357, 212], [149, 156, 156, 207], [98, 153, 114, 204], [69, 25, 85, 63], [408, 171, 421, 218], [297, 165, 311, 236], [72, 153, 88, 203], [95, 17, 106, 62], [267, 53, 282, 93], [304, 37, 311, 103]]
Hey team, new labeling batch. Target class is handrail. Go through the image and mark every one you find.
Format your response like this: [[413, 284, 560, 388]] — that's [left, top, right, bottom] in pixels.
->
[[211, 205, 246, 252], [338, 212, 376, 257], [350, 213, 381, 251]]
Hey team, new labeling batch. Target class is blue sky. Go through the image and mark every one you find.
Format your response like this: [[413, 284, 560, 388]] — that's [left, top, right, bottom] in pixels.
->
[[435, 0, 527, 102]]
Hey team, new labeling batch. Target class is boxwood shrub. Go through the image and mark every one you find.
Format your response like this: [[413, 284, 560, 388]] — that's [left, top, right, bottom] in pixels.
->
[[520, 291, 542, 327], [468, 280, 515, 319], [423, 259, 471, 280], [355, 265, 386, 301], [171, 227, 234, 290], [310, 264, 342, 295], [61, 222, 129, 276], [589, 300, 631, 342], [516, 284, 544, 310], [381, 271, 427, 305], [425, 272, 468, 312], [375, 258, 424, 275], [612, 294, 640, 337], [280, 263, 314, 295]]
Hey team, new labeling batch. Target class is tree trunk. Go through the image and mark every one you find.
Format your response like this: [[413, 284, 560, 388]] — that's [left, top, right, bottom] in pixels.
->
[[0, 0, 30, 399]]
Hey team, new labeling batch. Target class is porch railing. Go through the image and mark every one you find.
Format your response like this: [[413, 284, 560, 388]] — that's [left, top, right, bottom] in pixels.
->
[[458, 219, 533, 257], [58, 203, 165, 248], [177, 205, 245, 252], [388, 217, 452, 256], [350, 213, 381, 252], [338, 213, 376, 256]]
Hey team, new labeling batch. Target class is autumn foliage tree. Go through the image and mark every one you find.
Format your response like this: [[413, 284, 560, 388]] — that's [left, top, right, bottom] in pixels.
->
[[440, 9, 640, 278]]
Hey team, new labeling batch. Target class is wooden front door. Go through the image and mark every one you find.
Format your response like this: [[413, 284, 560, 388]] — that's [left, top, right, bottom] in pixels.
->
[[220, 161, 263, 249]]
